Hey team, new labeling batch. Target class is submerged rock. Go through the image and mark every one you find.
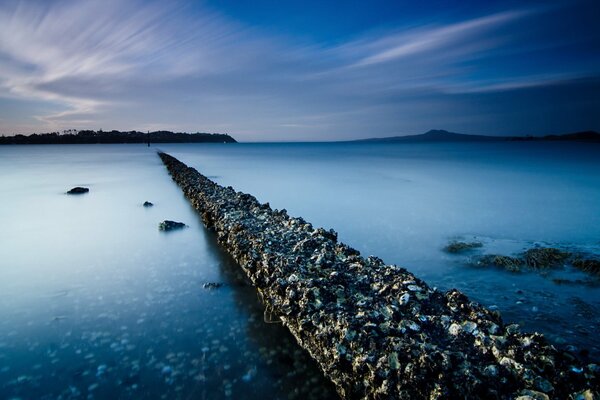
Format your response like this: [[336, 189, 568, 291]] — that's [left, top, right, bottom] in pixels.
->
[[202, 282, 223, 289], [573, 258, 600, 276], [66, 187, 89, 194], [552, 278, 600, 287], [158, 151, 600, 400], [158, 220, 187, 231], [444, 240, 483, 253], [522, 247, 570, 269], [143, 201, 154, 207], [475, 247, 594, 277], [477, 254, 523, 272]]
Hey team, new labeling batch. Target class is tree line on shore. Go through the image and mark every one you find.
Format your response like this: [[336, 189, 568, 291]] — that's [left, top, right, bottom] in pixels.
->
[[0, 130, 237, 144]]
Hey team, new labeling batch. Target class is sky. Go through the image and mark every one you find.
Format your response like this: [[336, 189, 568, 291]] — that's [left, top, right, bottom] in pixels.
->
[[0, 0, 598, 141]]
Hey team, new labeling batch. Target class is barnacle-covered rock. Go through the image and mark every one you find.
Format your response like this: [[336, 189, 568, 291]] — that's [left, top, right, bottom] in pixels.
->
[[158, 152, 599, 400]]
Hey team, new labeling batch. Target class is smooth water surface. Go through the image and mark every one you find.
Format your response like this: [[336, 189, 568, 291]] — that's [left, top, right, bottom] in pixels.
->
[[1, 141, 600, 398], [0, 145, 335, 399]]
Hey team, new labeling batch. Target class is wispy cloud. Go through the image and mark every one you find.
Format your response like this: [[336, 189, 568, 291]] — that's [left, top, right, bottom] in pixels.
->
[[350, 10, 531, 68], [438, 72, 592, 94], [0, 0, 597, 138], [0, 0, 266, 128]]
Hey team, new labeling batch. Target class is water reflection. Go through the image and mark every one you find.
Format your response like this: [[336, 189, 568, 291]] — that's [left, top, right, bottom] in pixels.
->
[[200, 222, 336, 399]]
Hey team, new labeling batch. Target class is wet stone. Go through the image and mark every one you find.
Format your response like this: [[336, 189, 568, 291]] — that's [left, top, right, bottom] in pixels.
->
[[444, 240, 483, 253], [202, 282, 224, 289], [477, 254, 522, 272], [522, 247, 570, 269], [473, 247, 600, 285], [67, 186, 89, 194], [158, 220, 187, 231], [573, 259, 600, 276]]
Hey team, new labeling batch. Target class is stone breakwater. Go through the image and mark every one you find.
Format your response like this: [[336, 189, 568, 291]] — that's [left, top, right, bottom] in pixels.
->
[[158, 152, 598, 400]]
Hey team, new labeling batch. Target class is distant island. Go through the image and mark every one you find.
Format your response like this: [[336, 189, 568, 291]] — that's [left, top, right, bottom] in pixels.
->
[[0, 130, 237, 145], [354, 129, 600, 143]]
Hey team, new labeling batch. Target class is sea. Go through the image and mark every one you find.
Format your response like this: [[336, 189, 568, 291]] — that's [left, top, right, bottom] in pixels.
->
[[1, 141, 599, 399]]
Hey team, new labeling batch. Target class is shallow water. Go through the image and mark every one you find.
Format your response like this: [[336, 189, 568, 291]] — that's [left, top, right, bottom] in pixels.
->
[[1, 142, 599, 398], [0, 145, 335, 399]]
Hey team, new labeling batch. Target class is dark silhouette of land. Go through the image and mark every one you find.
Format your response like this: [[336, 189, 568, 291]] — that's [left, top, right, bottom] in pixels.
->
[[2, 129, 598, 145], [0, 130, 237, 145], [353, 129, 600, 143]]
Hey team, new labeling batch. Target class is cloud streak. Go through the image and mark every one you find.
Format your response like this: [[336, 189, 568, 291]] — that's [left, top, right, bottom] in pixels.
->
[[350, 10, 531, 67], [0, 0, 597, 139], [0, 0, 266, 127]]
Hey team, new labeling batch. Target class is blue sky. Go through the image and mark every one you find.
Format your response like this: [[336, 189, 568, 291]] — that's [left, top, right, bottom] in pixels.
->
[[0, 0, 598, 141]]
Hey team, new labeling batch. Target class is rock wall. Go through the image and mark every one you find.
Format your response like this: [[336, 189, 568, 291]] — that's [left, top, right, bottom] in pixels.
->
[[159, 152, 598, 400]]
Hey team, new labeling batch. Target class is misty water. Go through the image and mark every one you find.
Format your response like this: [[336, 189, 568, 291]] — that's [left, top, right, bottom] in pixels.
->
[[1, 142, 599, 398]]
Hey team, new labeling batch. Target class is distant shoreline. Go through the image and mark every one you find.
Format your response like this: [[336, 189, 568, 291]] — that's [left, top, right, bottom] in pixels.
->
[[351, 129, 600, 143], [0, 130, 237, 145], [2, 128, 599, 145]]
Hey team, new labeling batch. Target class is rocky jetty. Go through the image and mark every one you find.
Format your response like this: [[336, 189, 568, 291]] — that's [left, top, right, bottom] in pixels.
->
[[158, 151, 599, 399]]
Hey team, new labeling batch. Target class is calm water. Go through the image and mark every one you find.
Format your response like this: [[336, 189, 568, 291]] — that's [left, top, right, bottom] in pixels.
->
[[1, 142, 599, 398], [0, 145, 336, 399]]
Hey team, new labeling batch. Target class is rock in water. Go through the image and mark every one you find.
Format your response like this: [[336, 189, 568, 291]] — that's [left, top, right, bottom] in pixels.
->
[[444, 240, 483, 253], [158, 220, 187, 231], [522, 247, 570, 269], [202, 282, 223, 289], [572, 258, 600, 276], [478, 254, 523, 272], [143, 201, 154, 207], [66, 187, 89, 194]]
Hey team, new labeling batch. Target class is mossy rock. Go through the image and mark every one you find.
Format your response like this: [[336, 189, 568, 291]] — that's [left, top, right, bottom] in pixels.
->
[[572, 258, 600, 276], [478, 254, 522, 272], [444, 241, 483, 254], [521, 248, 570, 269]]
